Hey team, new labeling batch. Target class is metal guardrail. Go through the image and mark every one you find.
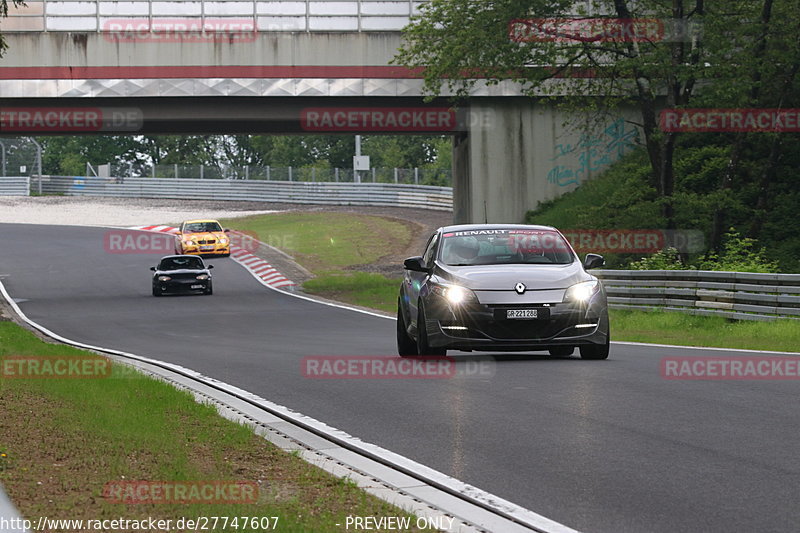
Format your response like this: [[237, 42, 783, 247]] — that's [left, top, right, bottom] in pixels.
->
[[34, 176, 453, 211], [594, 270, 800, 322], [0, 177, 30, 196]]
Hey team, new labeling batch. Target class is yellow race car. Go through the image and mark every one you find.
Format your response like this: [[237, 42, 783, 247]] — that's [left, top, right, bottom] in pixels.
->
[[174, 219, 231, 257]]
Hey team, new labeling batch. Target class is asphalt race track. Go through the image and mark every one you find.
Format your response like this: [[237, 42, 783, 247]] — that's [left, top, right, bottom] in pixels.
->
[[2, 223, 799, 533]]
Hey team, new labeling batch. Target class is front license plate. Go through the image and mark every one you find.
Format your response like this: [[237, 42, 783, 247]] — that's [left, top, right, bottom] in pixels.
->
[[190, 284, 204, 289], [507, 309, 539, 319], [200, 246, 214, 251]]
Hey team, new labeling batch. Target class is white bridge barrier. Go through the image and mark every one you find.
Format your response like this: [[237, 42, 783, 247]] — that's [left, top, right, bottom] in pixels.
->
[[34, 176, 452, 211], [0, 176, 30, 196], [595, 269, 800, 322]]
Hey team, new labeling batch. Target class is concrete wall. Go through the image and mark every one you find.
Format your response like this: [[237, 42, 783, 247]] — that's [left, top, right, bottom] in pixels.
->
[[0, 32, 405, 68], [453, 99, 642, 223]]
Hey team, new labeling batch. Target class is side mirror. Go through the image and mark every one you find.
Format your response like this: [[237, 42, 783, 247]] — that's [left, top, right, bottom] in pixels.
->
[[207, 264, 214, 269], [150, 266, 156, 271], [224, 228, 230, 233], [583, 253, 605, 270], [403, 256, 429, 272]]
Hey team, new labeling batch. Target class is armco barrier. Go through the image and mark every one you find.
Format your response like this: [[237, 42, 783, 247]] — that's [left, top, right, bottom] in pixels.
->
[[594, 270, 800, 322], [0, 177, 30, 196], [33, 176, 452, 211]]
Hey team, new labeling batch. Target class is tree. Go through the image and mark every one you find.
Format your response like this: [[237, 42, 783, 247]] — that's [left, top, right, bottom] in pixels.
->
[[394, 0, 719, 228], [697, 1, 800, 247]]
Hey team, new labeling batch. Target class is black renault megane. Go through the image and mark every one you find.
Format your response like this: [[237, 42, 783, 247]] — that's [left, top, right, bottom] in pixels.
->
[[397, 224, 610, 359]]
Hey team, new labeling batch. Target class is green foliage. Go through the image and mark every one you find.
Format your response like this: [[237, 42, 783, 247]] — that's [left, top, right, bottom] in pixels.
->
[[527, 141, 800, 272], [35, 134, 452, 175], [629, 248, 687, 271], [695, 229, 780, 273]]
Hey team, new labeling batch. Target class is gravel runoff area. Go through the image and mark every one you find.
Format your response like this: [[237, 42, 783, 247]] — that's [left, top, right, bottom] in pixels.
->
[[0, 196, 453, 280]]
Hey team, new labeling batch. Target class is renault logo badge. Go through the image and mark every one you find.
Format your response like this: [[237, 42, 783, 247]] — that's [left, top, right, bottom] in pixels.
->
[[514, 282, 526, 295]]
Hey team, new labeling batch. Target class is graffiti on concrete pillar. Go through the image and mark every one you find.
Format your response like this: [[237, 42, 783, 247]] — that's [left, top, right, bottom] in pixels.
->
[[547, 118, 639, 187]]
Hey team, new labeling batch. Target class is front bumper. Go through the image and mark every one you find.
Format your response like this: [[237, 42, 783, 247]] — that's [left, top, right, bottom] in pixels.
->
[[181, 244, 230, 256], [154, 279, 210, 294], [423, 294, 609, 351]]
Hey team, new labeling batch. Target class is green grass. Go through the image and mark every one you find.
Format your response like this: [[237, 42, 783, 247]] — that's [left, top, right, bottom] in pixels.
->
[[220, 212, 412, 271], [223, 212, 411, 313], [303, 272, 401, 314], [610, 309, 800, 353], [0, 322, 423, 532]]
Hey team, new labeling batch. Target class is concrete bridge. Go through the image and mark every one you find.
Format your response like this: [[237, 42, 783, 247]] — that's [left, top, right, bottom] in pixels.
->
[[0, 0, 641, 223]]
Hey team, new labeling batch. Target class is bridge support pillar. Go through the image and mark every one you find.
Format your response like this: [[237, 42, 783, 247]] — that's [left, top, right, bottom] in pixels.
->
[[451, 98, 640, 225]]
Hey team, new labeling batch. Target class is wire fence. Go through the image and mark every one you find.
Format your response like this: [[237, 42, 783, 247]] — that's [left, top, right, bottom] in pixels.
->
[[99, 163, 452, 186]]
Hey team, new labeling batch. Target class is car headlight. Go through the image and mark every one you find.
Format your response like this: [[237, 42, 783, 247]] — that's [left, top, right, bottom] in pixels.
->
[[563, 280, 600, 303], [183, 239, 195, 245], [219, 238, 228, 245], [430, 283, 477, 305], [158, 276, 171, 282], [196, 274, 209, 280]]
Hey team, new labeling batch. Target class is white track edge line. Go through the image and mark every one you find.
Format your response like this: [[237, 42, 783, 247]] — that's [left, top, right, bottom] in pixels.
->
[[612, 340, 800, 355]]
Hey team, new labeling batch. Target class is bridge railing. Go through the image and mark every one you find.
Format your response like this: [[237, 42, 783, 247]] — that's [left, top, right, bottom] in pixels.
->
[[594, 270, 800, 322], [32, 175, 453, 210], [3, 0, 426, 32]]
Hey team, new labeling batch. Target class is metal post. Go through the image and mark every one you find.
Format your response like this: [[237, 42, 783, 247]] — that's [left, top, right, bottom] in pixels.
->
[[394, 167, 398, 183], [312, 167, 316, 182], [335, 167, 339, 182], [174, 163, 178, 179], [266, 165, 271, 180], [288, 166, 293, 181], [414, 167, 419, 184], [29, 137, 43, 194], [372, 168, 376, 182], [152, 164, 156, 179], [245, 165, 249, 180], [199, 164, 204, 179], [354, 135, 361, 183], [0, 141, 6, 177]]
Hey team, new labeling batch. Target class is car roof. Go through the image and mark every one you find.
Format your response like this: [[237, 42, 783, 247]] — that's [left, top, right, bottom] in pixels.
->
[[182, 219, 221, 224], [159, 254, 205, 261], [438, 223, 559, 233]]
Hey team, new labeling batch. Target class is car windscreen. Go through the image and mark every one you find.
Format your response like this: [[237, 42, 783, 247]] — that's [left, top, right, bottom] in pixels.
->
[[439, 229, 574, 266], [159, 257, 204, 270], [184, 222, 222, 233]]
